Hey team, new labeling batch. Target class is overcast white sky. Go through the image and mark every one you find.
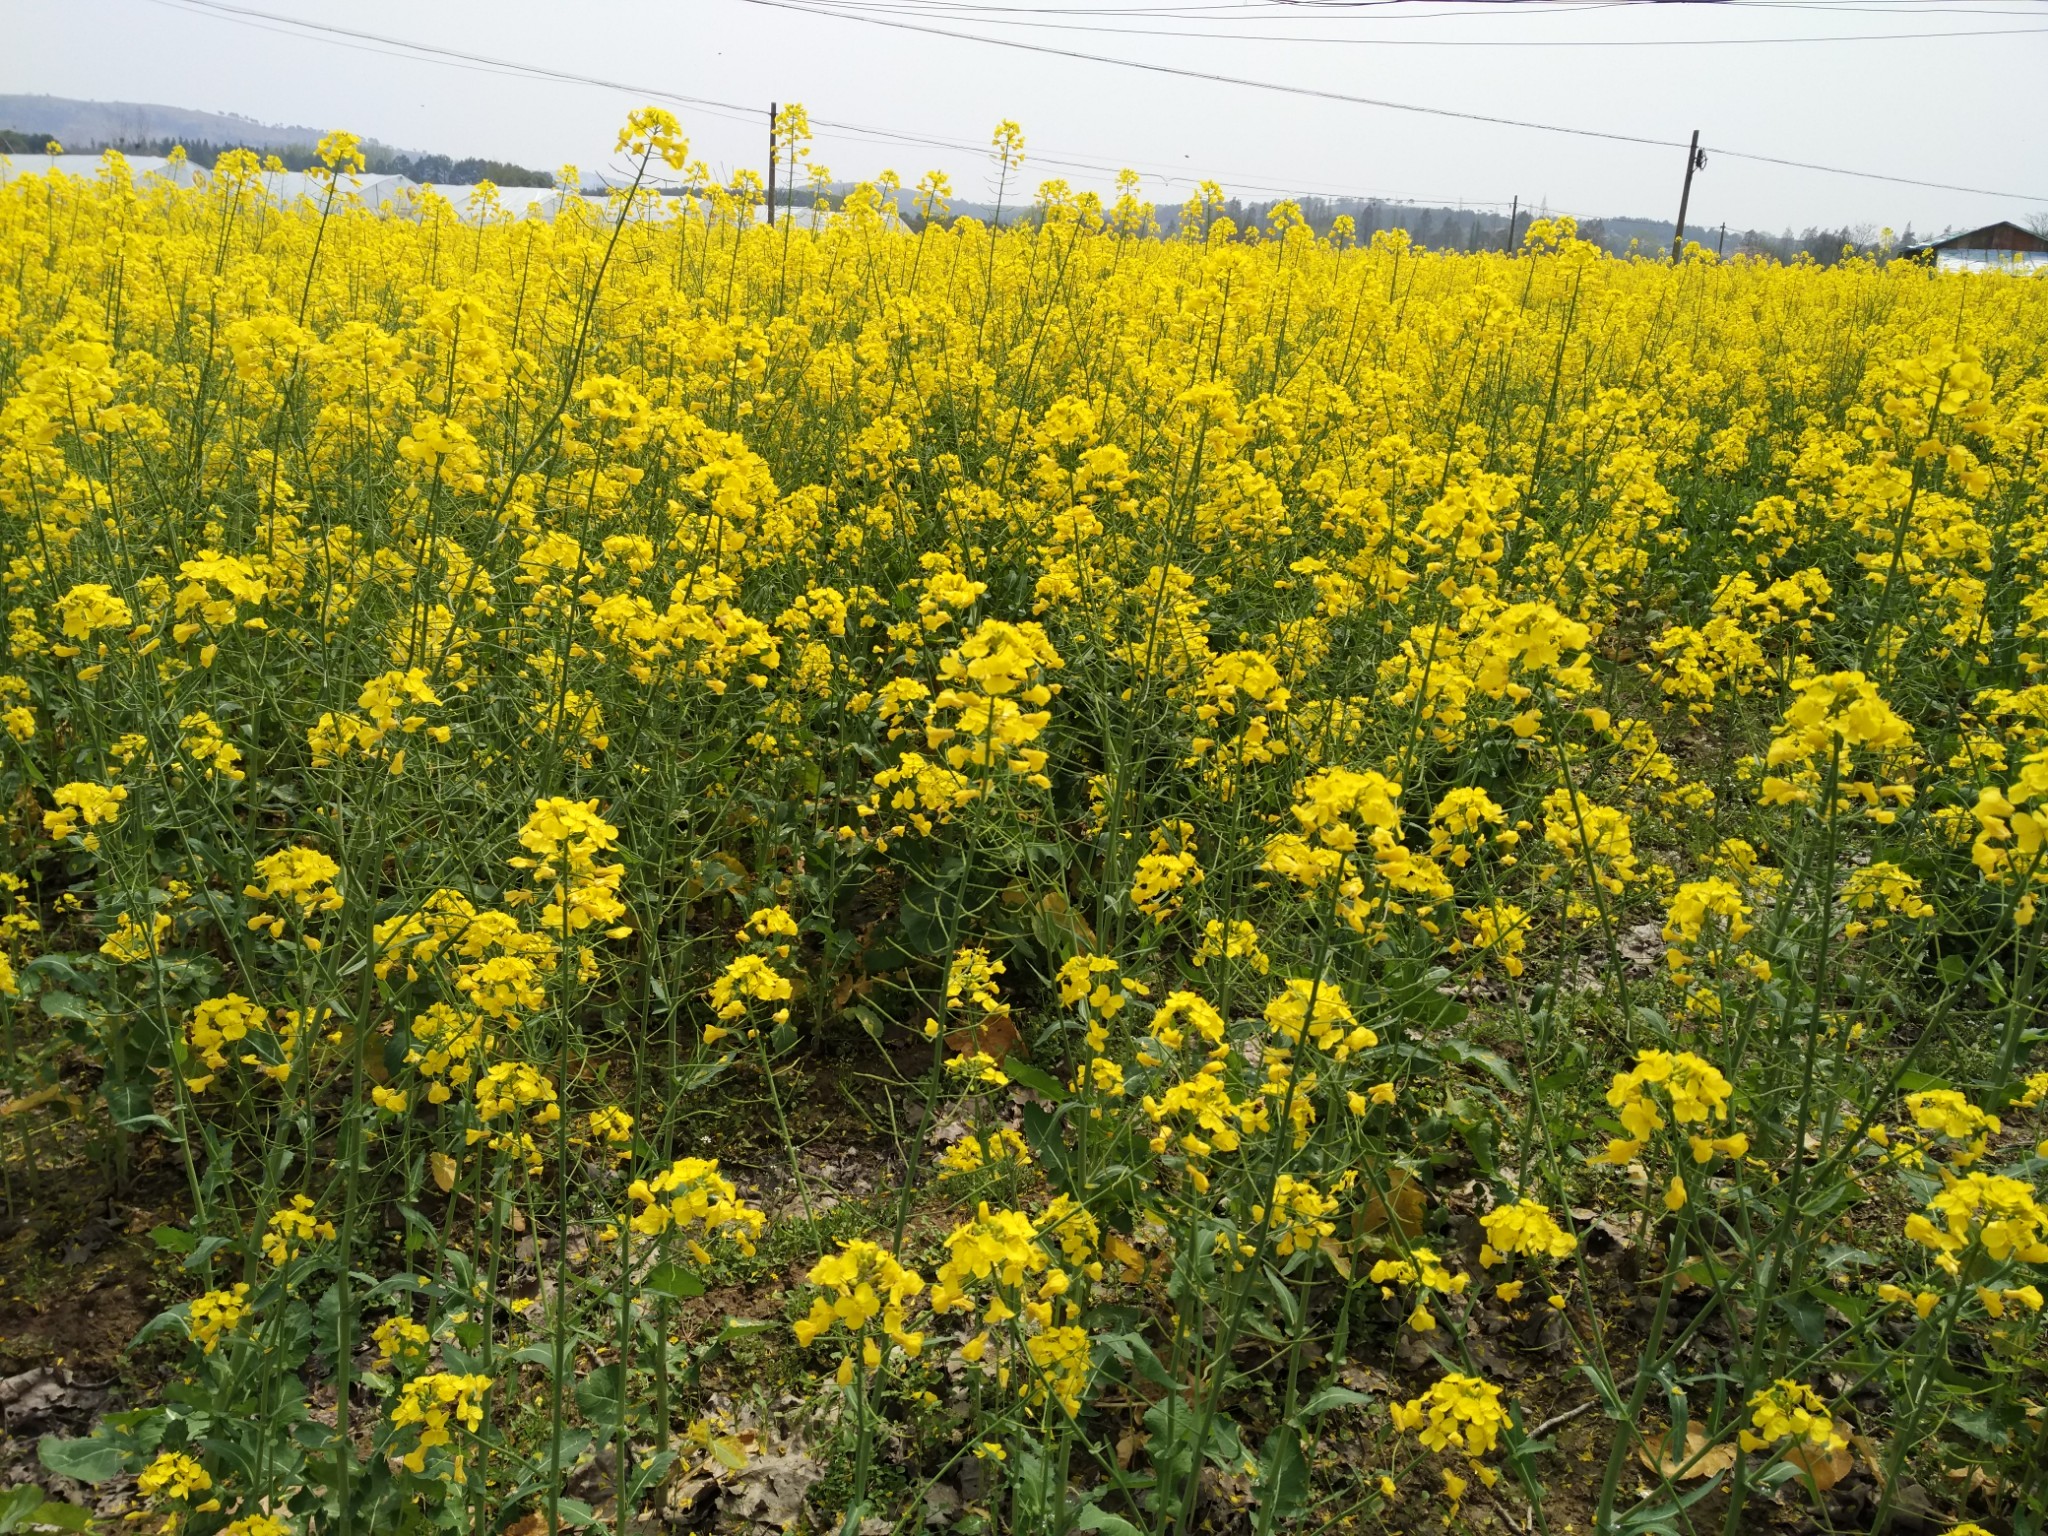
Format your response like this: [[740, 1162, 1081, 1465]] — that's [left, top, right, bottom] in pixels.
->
[[6, 0, 2047, 236]]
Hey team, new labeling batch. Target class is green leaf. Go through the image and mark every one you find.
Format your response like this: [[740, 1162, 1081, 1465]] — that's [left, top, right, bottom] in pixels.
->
[[1385, 962, 1467, 1032], [642, 1263, 705, 1301], [0, 1489, 90, 1535], [1775, 1291, 1827, 1349], [1265, 1267, 1300, 1329], [1099, 1331, 1175, 1390], [900, 876, 963, 956], [1437, 1038, 1522, 1093], [1949, 1402, 2020, 1448], [102, 1078, 166, 1132], [22, 954, 85, 985], [1615, 1475, 1723, 1534], [1299, 1385, 1372, 1418], [1255, 1426, 1308, 1524], [1828, 1286, 1871, 1326], [1678, 1253, 1730, 1291], [1020, 1100, 1076, 1196], [149, 1225, 198, 1255], [0, 1487, 45, 1534], [37, 992, 92, 1021], [1815, 1244, 1879, 1275], [38, 1437, 122, 1485], [574, 1363, 625, 1425], [1074, 1504, 1144, 1536], [1004, 1060, 1066, 1101], [182, 1236, 231, 1272], [1202, 1411, 1248, 1471], [1896, 1070, 1951, 1094]]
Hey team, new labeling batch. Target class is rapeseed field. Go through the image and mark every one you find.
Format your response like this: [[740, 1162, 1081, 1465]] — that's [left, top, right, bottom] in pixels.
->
[[3, 111, 2047, 1536]]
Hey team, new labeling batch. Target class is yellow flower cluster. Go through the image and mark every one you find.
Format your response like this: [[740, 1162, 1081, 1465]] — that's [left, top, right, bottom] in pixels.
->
[[1370, 1247, 1470, 1332], [793, 1239, 926, 1375], [939, 947, 1007, 1034], [186, 1284, 251, 1354], [373, 1315, 432, 1372], [708, 954, 793, 1036], [243, 846, 342, 942], [626, 1156, 766, 1257], [1739, 1378, 1844, 1455], [1479, 1200, 1578, 1266], [469, 1061, 560, 1171], [1130, 821, 1204, 922], [1594, 1049, 1746, 1209], [1390, 1372, 1509, 1456], [138, 1450, 214, 1506], [513, 796, 631, 939], [183, 992, 275, 1090], [261, 1194, 336, 1266], [1759, 671, 1915, 822], [931, 1203, 1048, 1318], [1190, 918, 1268, 974], [309, 666, 449, 771], [1970, 748, 2048, 924], [1056, 953, 1149, 1018], [1255, 1174, 1342, 1258], [392, 1371, 492, 1473], [1262, 978, 1376, 1061], [926, 618, 1063, 786], [1904, 1090, 2000, 1167], [1905, 1172, 2048, 1273], [938, 1129, 1033, 1178], [42, 780, 126, 848]]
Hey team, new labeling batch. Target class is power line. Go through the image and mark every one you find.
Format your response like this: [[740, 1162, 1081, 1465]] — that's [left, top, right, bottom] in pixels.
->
[[813, 1, 1638, 20], [1274, 0, 2048, 9], [137, 0, 1536, 205], [744, 0, 1692, 151], [130, 0, 2048, 210], [836, 0, 2048, 17], [789, 0, 2048, 44], [740, 0, 2048, 202]]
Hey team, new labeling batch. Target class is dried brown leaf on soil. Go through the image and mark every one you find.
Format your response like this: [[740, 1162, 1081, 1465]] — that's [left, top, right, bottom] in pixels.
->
[[1634, 1424, 1737, 1481], [1785, 1440, 1855, 1492]]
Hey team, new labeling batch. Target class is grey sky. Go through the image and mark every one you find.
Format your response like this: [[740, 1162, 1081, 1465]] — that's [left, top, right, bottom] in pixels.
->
[[6, 0, 2046, 236]]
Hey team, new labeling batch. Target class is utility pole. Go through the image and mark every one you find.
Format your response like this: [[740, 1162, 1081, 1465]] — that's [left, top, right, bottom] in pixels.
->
[[1505, 195, 1519, 254], [767, 102, 776, 226], [1672, 128, 1705, 261], [1717, 221, 1727, 257]]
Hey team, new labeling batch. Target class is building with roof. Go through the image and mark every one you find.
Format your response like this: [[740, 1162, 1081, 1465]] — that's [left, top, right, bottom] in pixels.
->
[[1901, 221, 2048, 273]]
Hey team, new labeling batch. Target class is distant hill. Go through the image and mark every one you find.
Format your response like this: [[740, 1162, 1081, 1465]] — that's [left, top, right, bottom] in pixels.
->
[[0, 94, 329, 153], [0, 95, 552, 188]]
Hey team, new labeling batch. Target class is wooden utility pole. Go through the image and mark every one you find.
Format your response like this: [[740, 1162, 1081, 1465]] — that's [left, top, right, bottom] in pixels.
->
[[767, 102, 776, 226], [1672, 128, 1705, 261], [1717, 221, 1727, 257], [1505, 195, 1519, 254]]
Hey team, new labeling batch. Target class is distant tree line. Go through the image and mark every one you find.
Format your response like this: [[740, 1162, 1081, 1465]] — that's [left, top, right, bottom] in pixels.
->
[[0, 131, 553, 187], [0, 135, 1998, 263], [1722, 225, 1913, 265], [1216, 196, 1944, 267]]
